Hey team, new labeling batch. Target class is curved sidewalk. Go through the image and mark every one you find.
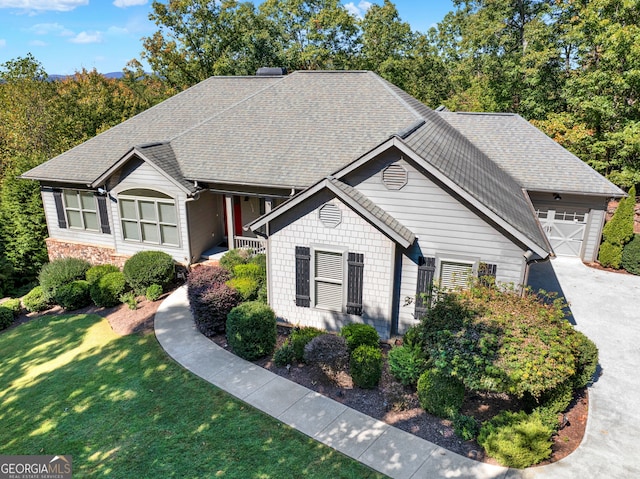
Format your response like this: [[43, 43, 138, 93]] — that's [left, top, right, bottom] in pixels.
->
[[155, 286, 514, 479]]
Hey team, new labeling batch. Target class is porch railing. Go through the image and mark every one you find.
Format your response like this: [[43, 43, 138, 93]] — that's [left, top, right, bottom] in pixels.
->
[[235, 236, 266, 254]]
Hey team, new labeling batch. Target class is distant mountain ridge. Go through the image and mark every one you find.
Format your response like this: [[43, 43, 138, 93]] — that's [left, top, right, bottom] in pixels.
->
[[49, 72, 124, 81]]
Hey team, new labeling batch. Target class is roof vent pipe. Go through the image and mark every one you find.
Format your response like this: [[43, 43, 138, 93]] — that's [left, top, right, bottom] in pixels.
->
[[256, 67, 287, 76]]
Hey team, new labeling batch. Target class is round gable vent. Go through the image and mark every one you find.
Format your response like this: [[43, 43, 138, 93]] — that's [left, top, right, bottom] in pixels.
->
[[382, 163, 408, 190], [319, 203, 341, 228]]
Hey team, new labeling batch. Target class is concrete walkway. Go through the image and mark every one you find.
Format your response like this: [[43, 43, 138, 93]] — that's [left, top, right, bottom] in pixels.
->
[[154, 257, 640, 478]]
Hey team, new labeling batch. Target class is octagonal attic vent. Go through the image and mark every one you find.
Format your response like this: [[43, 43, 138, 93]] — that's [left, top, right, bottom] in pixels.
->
[[319, 203, 341, 228], [382, 163, 408, 190]]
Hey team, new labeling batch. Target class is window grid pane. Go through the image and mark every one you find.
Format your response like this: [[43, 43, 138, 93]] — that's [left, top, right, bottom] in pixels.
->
[[141, 222, 160, 243], [67, 210, 83, 228], [80, 192, 96, 211], [122, 220, 140, 241], [119, 195, 177, 246], [63, 191, 79, 209], [83, 212, 99, 231], [138, 201, 157, 221], [120, 199, 137, 220]]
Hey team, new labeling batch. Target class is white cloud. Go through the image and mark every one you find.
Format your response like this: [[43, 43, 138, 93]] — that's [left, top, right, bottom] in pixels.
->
[[28, 22, 73, 36], [0, 0, 88, 12], [344, 0, 372, 19], [29, 39, 47, 46], [0, 39, 6, 48], [69, 31, 103, 44], [113, 0, 146, 7]]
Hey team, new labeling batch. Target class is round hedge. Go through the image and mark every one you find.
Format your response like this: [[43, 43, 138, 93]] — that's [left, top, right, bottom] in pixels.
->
[[0, 305, 14, 330], [39, 257, 91, 301], [90, 271, 127, 307], [123, 251, 175, 294], [340, 323, 379, 352], [417, 369, 465, 419], [22, 285, 50, 312], [350, 344, 382, 389], [54, 280, 91, 310], [226, 301, 276, 360], [622, 234, 640, 275], [86, 264, 120, 285]]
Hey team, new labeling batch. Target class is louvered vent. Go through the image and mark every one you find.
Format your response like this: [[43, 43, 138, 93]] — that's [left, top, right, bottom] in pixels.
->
[[382, 163, 408, 190], [318, 203, 342, 228], [439, 261, 473, 291]]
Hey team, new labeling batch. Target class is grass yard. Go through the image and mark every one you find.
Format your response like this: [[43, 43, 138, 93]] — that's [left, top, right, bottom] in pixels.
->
[[0, 314, 384, 478]]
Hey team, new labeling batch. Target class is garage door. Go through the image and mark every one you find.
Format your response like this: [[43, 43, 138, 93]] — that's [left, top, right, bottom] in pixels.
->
[[537, 209, 587, 257]]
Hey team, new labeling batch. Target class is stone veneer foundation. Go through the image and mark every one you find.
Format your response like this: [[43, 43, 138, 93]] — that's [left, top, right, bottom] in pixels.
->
[[46, 238, 131, 268]]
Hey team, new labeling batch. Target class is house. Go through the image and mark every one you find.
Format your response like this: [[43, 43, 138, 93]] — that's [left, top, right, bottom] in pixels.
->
[[22, 70, 623, 338]]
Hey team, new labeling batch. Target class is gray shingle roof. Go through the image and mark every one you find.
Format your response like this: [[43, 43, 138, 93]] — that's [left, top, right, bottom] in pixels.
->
[[21, 75, 283, 184], [437, 111, 624, 197]]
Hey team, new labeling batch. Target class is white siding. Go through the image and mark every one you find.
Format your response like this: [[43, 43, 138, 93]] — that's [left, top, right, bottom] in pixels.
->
[[41, 188, 115, 247], [344, 149, 528, 333], [110, 161, 191, 263], [269, 193, 395, 339]]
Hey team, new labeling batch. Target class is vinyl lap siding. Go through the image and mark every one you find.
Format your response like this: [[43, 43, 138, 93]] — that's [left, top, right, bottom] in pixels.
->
[[187, 191, 224, 263]]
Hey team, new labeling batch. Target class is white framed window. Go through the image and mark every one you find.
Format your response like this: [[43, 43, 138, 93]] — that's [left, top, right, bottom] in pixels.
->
[[313, 248, 345, 311], [438, 260, 475, 291], [63, 190, 99, 231], [119, 190, 179, 246]]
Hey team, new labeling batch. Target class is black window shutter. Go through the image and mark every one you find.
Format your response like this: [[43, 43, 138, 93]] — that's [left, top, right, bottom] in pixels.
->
[[415, 256, 436, 318], [295, 246, 310, 307], [96, 194, 111, 234], [478, 262, 497, 286], [52, 189, 67, 229], [346, 252, 364, 315]]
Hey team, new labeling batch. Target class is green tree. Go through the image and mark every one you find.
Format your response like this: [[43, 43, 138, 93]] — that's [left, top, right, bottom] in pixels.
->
[[599, 185, 636, 268], [260, 0, 360, 70]]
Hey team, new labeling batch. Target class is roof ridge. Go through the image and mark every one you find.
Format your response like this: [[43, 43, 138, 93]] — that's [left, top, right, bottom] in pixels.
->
[[369, 72, 424, 122]]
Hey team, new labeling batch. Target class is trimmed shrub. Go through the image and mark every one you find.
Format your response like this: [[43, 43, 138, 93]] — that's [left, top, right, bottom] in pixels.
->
[[192, 283, 240, 336], [417, 369, 465, 419], [146, 284, 163, 301], [226, 301, 277, 360], [54, 280, 91, 310], [478, 410, 554, 468], [350, 344, 383, 389], [402, 325, 425, 350], [226, 277, 260, 301], [291, 326, 325, 362], [90, 271, 127, 307], [257, 282, 268, 304], [622, 234, 640, 275], [453, 413, 480, 441], [2, 298, 21, 316], [598, 242, 623, 269], [187, 265, 232, 292], [388, 345, 429, 386], [86, 264, 120, 285], [571, 330, 599, 389], [219, 248, 251, 271], [123, 250, 174, 294], [22, 285, 50, 312], [304, 334, 349, 380], [250, 253, 267, 271], [340, 323, 379, 352], [0, 306, 14, 330], [39, 257, 91, 301], [274, 341, 296, 367], [233, 263, 264, 280]]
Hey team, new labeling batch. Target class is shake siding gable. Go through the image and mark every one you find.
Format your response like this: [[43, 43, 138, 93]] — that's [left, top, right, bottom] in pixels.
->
[[342, 149, 527, 333], [269, 197, 394, 339]]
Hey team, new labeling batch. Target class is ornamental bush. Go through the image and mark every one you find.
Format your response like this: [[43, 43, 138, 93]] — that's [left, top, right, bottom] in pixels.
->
[[233, 263, 264, 281], [571, 330, 599, 389], [340, 323, 379, 352], [123, 250, 174, 294], [273, 341, 296, 367], [453, 413, 480, 441], [22, 285, 50, 312], [2, 298, 21, 316], [226, 301, 277, 360], [0, 305, 13, 330], [39, 257, 91, 301], [192, 283, 240, 336], [388, 345, 429, 386], [54, 280, 91, 310], [350, 344, 383, 389], [600, 186, 636, 268], [219, 248, 252, 271], [187, 265, 231, 294], [417, 369, 465, 419], [86, 264, 120, 285], [598, 241, 623, 269], [226, 277, 260, 301], [622, 234, 640, 275], [291, 326, 325, 362], [90, 271, 127, 307], [304, 334, 349, 380], [146, 284, 163, 301], [478, 410, 554, 468]]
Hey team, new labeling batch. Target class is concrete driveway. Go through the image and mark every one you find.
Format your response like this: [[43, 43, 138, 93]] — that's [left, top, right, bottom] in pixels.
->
[[521, 257, 640, 479]]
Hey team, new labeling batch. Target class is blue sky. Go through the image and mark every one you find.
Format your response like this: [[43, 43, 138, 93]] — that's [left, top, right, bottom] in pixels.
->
[[0, 1, 454, 75]]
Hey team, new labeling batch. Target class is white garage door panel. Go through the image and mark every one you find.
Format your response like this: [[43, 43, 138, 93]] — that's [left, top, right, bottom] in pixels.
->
[[537, 209, 588, 257]]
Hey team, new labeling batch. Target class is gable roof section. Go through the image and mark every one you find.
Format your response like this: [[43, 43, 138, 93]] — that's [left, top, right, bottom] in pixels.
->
[[438, 111, 624, 197], [21, 75, 283, 184], [250, 176, 416, 248]]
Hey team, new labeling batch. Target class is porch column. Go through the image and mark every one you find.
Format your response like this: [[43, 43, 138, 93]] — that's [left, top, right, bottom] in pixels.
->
[[224, 194, 235, 250], [265, 198, 273, 213]]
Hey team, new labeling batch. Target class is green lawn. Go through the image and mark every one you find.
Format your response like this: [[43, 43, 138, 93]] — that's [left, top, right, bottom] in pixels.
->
[[0, 314, 384, 478]]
